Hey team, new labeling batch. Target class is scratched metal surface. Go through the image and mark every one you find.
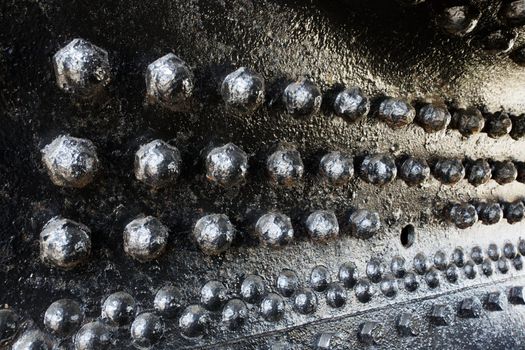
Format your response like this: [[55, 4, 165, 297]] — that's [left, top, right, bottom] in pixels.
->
[[1, 0, 525, 349]]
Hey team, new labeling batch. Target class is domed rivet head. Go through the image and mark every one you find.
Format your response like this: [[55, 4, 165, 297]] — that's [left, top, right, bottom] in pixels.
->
[[221, 299, 248, 330], [205, 143, 248, 187], [447, 203, 478, 229], [436, 5, 480, 36], [484, 292, 505, 311], [134, 140, 182, 188], [398, 156, 430, 186], [479, 29, 518, 54], [471, 246, 484, 264], [200, 280, 228, 311], [124, 216, 169, 262], [53, 38, 110, 97], [481, 259, 494, 276], [452, 247, 466, 267], [357, 321, 383, 345], [193, 214, 235, 255], [346, 209, 381, 239], [255, 212, 294, 247], [293, 288, 317, 314], [380, 274, 398, 297], [178, 305, 209, 338], [508, 286, 525, 305], [0, 309, 19, 346], [241, 275, 266, 304], [267, 147, 304, 186], [154, 286, 182, 318], [464, 261, 477, 280], [504, 201, 525, 224], [452, 108, 485, 136], [477, 202, 503, 225], [485, 112, 512, 138], [305, 210, 339, 242], [396, 313, 422, 337], [319, 151, 354, 185], [366, 259, 383, 283], [377, 97, 415, 129], [146, 53, 193, 110], [310, 265, 331, 292], [433, 159, 465, 185], [40, 217, 91, 269], [130, 312, 163, 348], [467, 159, 492, 187], [429, 305, 453, 326], [339, 262, 358, 288], [12, 330, 54, 350], [503, 242, 517, 259], [276, 269, 299, 297], [74, 321, 112, 350], [491, 161, 517, 185], [355, 279, 373, 302], [101, 292, 136, 326], [425, 268, 440, 289], [498, 258, 510, 273], [446, 264, 459, 283], [282, 78, 322, 117], [42, 135, 99, 188], [260, 293, 285, 322], [404, 272, 419, 292], [458, 297, 482, 318], [391, 256, 407, 278], [433, 251, 448, 271], [333, 87, 369, 122], [326, 283, 347, 308], [359, 154, 397, 185], [221, 67, 265, 113], [416, 103, 451, 133], [413, 253, 430, 275], [496, 256, 510, 274], [44, 299, 83, 336]]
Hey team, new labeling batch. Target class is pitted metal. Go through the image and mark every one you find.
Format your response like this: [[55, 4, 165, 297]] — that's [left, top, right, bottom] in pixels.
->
[[3, 0, 525, 349]]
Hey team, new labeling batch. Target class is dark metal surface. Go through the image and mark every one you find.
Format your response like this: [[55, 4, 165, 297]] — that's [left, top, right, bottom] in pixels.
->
[[1, 0, 525, 349]]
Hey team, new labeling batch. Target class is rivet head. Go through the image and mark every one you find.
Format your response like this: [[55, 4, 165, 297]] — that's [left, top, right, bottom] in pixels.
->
[[282, 78, 322, 117], [221, 67, 265, 113], [40, 217, 91, 270], [130, 312, 164, 348], [429, 304, 453, 326], [458, 297, 482, 318], [333, 87, 369, 122], [193, 214, 235, 255], [123, 216, 169, 262], [101, 291, 136, 326], [205, 143, 248, 188], [134, 140, 182, 188], [42, 135, 99, 188], [53, 38, 111, 97], [377, 97, 415, 129], [74, 321, 112, 350], [358, 321, 384, 345], [255, 212, 294, 247], [44, 299, 83, 336], [146, 53, 193, 110]]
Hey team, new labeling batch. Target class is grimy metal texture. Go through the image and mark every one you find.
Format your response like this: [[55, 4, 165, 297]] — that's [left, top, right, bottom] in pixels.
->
[[1, 0, 525, 349]]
